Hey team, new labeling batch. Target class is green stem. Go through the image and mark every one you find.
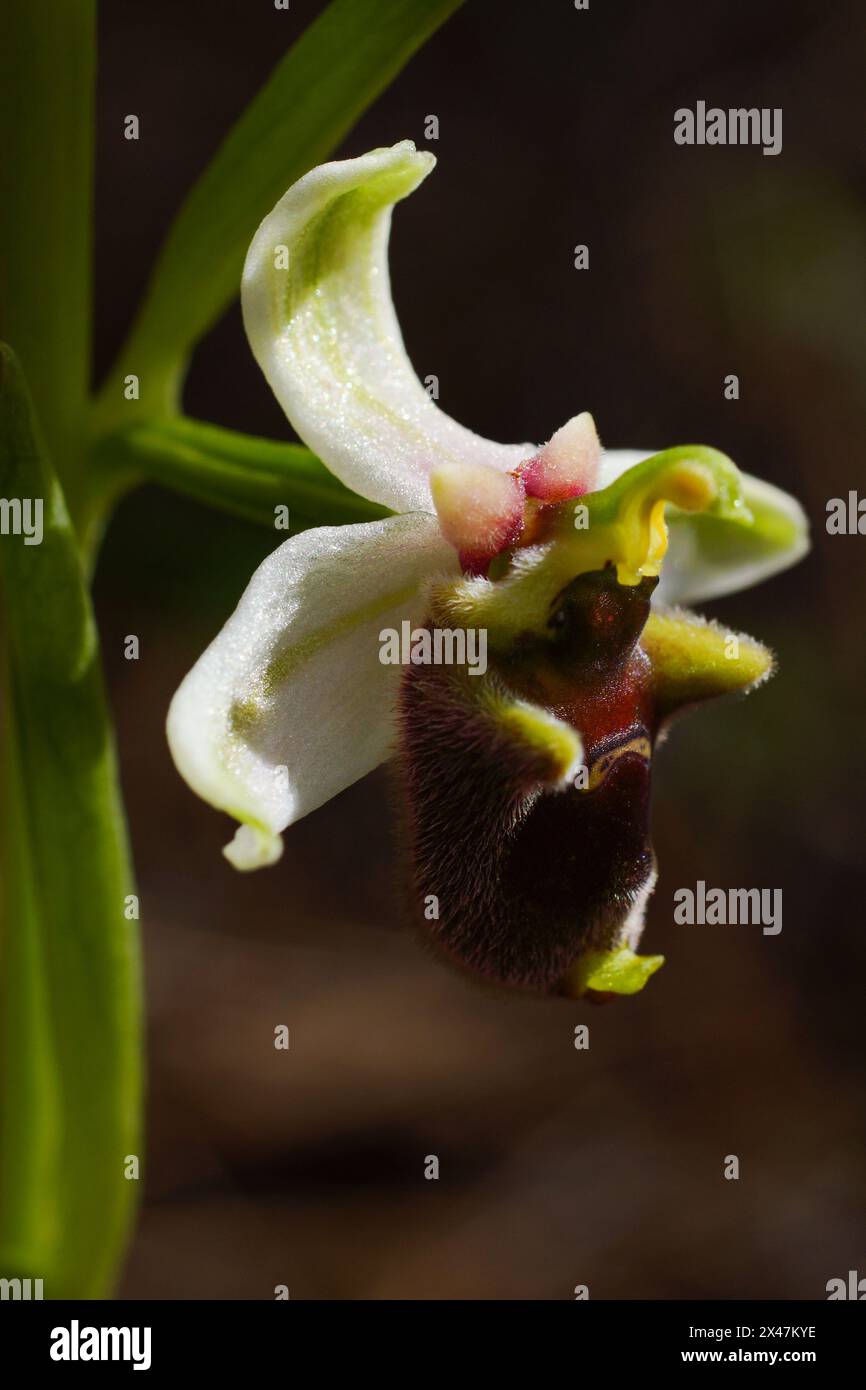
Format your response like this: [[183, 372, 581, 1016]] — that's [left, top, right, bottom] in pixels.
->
[[0, 348, 141, 1298], [0, 0, 95, 519], [94, 416, 391, 532], [92, 0, 465, 436], [0, 654, 62, 1280]]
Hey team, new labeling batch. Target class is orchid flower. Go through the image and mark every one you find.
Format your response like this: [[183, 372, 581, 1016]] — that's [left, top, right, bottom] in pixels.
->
[[167, 141, 808, 999]]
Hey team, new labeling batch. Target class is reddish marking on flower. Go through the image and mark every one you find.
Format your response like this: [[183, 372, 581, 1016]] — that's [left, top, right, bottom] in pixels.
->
[[432, 462, 526, 576], [519, 453, 591, 502], [457, 506, 525, 575], [517, 412, 602, 502]]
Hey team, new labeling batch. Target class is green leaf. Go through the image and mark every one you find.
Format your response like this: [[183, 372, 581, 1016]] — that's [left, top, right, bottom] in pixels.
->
[[0, 0, 94, 498], [95, 0, 465, 425], [94, 415, 390, 531], [0, 345, 141, 1297]]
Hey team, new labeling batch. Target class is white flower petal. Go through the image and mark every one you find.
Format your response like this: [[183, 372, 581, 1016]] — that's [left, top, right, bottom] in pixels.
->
[[241, 141, 534, 515], [595, 448, 809, 604], [167, 512, 457, 869]]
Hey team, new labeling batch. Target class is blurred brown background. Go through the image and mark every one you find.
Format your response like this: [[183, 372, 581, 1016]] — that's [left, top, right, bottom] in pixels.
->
[[92, 0, 865, 1297]]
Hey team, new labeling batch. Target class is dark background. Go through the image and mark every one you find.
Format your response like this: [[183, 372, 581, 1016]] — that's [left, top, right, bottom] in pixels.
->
[[92, 0, 865, 1297]]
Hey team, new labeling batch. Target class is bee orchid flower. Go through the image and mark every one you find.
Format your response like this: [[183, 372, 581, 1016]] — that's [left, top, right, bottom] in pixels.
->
[[167, 142, 809, 998]]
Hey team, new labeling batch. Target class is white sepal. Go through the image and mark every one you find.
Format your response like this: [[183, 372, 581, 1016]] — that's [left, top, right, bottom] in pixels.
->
[[241, 141, 534, 516], [167, 512, 457, 869]]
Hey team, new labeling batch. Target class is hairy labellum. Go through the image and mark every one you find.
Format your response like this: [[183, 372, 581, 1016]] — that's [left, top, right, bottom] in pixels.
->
[[398, 568, 662, 995], [392, 448, 784, 998]]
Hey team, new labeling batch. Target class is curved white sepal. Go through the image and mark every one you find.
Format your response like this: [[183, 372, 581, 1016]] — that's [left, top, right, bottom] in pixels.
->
[[241, 141, 534, 515], [167, 512, 457, 870], [597, 449, 809, 604]]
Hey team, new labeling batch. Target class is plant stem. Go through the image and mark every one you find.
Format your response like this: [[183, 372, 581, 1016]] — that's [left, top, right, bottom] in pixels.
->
[[92, 0, 465, 435], [0, 0, 95, 521], [93, 415, 391, 532], [0, 4, 141, 1298], [0, 346, 142, 1299]]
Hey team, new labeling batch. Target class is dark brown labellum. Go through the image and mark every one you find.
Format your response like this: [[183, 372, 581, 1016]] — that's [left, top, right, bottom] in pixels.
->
[[397, 568, 661, 995]]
